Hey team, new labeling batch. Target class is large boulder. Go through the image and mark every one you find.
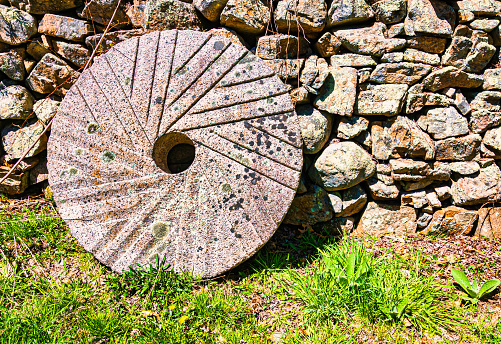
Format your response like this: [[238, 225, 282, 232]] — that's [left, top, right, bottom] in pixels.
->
[[0, 5, 37, 45], [309, 141, 376, 191], [354, 202, 417, 237]]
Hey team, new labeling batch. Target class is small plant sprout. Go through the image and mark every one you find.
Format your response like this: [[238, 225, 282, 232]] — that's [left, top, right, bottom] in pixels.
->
[[451, 268, 500, 304]]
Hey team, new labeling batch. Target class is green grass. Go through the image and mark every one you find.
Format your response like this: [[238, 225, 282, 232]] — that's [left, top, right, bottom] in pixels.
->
[[1, 197, 500, 343]]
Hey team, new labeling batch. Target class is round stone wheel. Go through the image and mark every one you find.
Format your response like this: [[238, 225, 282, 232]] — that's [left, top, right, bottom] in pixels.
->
[[47, 30, 303, 277]]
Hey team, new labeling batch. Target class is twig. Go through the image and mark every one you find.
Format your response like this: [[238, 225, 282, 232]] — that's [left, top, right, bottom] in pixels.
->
[[0, 0, 123, 186]]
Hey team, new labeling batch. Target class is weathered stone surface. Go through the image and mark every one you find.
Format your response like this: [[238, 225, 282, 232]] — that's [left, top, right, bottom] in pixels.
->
[[470, 19, 500, 32], [354, 202, 417, 237], [476, 206, 501, 238], [417, 107, 469, 140], [330, 54, 377, 67], [314, 67, 357, 116], [79, 0, 129, 27], [290, 86, 310, 104], [220, 0, 271, 35], [284, 186, 333, 226], [145, 0, 203, 30], [457, 0, 501, 16], [264, 59, 304, 80], [126, 0, 147, 27], [390, 158, 430, 176], [29, 156, 49, 185], [369, 62, 432, 85], [48, 30, 303, 278], [208, 27, 247, 47], [470, 91, 501, 133], [425, 206, 478, 235], [52, 40, 90, 68], [0, 85, 34, 120], [26, 36, 51, 60], [193, 0, 227, 22], [38, 14, 92, 42], [441, 35, 473, 68], [405, 0, 455, 37], [455, 90, 471, 116], [0, 166, 29, 195], [337, 184, 367, 217], [417, 212, 433, 228], [356, 84, 408, 116], [423, 66, 483, 91], [387, 23, 405, 37], [297, 105, 332, 154], [334, 23, 406, 57], [2, 121, 47, 159], [371, 0, 407, 24], [315, 32, 342, 58], [309, 141, 375, 191], [401, 190, 427, 208], [326, 0, 374, 28], [372, 116, 436, 160], [483, 126, 501, 153], [13, 0, 82, 14], [403, 49, 440, 66], [85, 29, 144, 53], [406, 36, 447, 53], [0, 5, 37, 45], [465, 41, 497, 74], [0, 49, 25, 81], [381, 52, 404, 63], [26, 53, 79, 96], [300, 56, 329, 94], [275, 0, 327, 34], [435, 134, 482, 161], [449, 161, 480, 175], [366, 176, 400, 200], [256, 34, 308, 60], [484, 69, 501, 90], [34, 98, 59, 124], [337, 116, 368, 140], [458, 10, 475, 23], [406, 85, 455, 113]]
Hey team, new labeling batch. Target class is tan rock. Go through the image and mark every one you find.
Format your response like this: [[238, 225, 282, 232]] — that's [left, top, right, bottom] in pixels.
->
[[451, 164, 501, 205], [423, 66, 484, 92], [405, 0, 455, 37], [208, 27, 247, 47], [326, 0, 373, 28], [26, 53, 79, 96], [476, 206, 501, 238], [314, 32, 342, 57], [145, 0, 203, 31], [435, 134, 482, 161], [355, 202, 417, 237], [425, 206, 478, 235], [356, 84, 408, 116], [220, 0, 271, 35], [256, 34, 308, 60], [314, 66, 357, 116], [0, 5, 37, 45], [38, 14, 92, 42], [275, 0, 327, 34], [406, 36, 447, 54], [369, 62, 432, 85]]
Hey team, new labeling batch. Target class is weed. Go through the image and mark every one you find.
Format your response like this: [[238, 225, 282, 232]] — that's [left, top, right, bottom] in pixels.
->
[[451, 268, 500, 304]]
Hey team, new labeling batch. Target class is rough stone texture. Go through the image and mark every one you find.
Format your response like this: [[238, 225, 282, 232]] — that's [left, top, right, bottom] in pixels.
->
[[476, 206, 501, 238], [208, 27, 247, 47], [220, 0, 270, 35], [406, 36, 447, 54], [297, 104, 332, 154], [85, 29, 144, 53], [469, 91, 501, 133], [284, 186, 333, 226], [337, 184, 367, 217], [194, 0, 228, 22], [12, 0, 82, 14], [300, 56, 329, 94], [52, 40, 90, 68], [26, 36, 51, 60], [264, 59, 304, 80], [326, 0, 374, 28], [423, 66, 484, 91], [371, 0, 407, 24], [457, 0, 501, 16], [354, 202, 417, 236], [356, 84, 408, 116], [417, 107, 469, 140], [425, 206, 478, 235], [448, 161, 480, 175], [79, 0, 129, 28], [403, 49, 440, 66], [406, 85, 455, 114], [470, 19, 500, 32], [47, 30, 303, 278], [330, 54, 377, 67], [29, 156, 49, 185], [2, 121, 47, 158], [34, 98, 59, 123], [435, 134, 482, 161], [314, 67, 357, 116], [26, 53, 79, 96], [275, 0, 327, 34], [484, 69, 501, 90], [451, 163, 501, 206], [337, 116, 368, 140], [38, 14, 92, 42], [315, 32, 342, 58], [0, 85, 34, 120], [0, 5, 37, 45], [145, 0, 204, 31], [309, 141, 376, 191], [0, 165, 29, 195], [369, 62, 432, 85], [0, 49, 25, 80], [334, 23, 406, 57], [405, 0, 455, 37], [366, 176, 400, 200], [381, 52, 404, 63], [372, 116, 436, 160], [483, 126, 501, 153], [256, 34, 308, 60]]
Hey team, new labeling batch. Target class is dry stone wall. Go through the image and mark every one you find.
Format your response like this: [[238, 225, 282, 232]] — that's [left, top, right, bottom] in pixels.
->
[[1, 0, 501, 239]]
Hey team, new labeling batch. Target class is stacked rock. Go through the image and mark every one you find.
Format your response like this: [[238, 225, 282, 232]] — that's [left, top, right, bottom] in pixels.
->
[[1, 0, 501, 239]]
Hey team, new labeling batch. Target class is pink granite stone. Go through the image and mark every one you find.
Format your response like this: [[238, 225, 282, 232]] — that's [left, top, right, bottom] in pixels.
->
[[47, 30, 303, 278]]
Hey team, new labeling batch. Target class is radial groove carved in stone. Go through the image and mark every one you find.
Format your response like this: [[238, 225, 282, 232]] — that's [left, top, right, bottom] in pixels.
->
[[47, 30, 303, 277]]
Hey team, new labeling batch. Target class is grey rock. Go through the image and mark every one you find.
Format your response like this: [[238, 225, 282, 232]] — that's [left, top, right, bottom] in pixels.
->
[[220, 0, 271, 35], [337, 184, 367, 217], [309, 141, 376, 191], [314, 32, 342, 58], [371, 0, 407, 24], [405, 0, 455, 37], [256, 34, 308, 60], [417, 212, 433, 228], [0, 85, 34, 120], [297, 105, 332, 154], [145, 0, 203, 30], [38, 14, 92, 42], [401, 190, 427, 209], [33, 98, 59, 124], [356, 84, 408, 116], [484, 69, 501, 90], [79, 0, 129, 28], [12, 0, 82, 14], [275, 0, 327, 34], [449, 161, 481, 175], [26, 53, 79, 96], [483, 125, 501, 153], [0, 5, 37, 45], [0, 50, 25, 81], [330, 54, 377, 67], [326, 0, 374, 28], [193, 0, 228, 22], [337, 116, 369, 140], [290, 86, 310, 104], [457, 0, 501, 16], [451, 163, 501, 205], [355, 202, 417, 237], [85, 29, 144, 53], [284, 186, 333, 225], [314, 67, 357, 116], [0, 165, 29, 195], [435, 134, 482, 161], [381, 52, 404, 63], [470, 18, 500, 32], [52, 40, 90, 68], [366, 176, 400, 200], [29, 156, 48, 185], [2, 121, 47, 159], [403, 49, 440, 66], [369, 62, 432, 85], [264, 59, 304, 80], [417, 107, 469, 140], [423, 66, 484, 91], [464, 41, 497, 73]]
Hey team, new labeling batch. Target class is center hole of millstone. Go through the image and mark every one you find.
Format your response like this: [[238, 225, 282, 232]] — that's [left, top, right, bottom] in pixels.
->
[[152, 132, 196, 174]]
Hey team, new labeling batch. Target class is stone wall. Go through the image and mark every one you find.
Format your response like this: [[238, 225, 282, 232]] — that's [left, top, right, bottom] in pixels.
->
[[1, 0, 501, 238]]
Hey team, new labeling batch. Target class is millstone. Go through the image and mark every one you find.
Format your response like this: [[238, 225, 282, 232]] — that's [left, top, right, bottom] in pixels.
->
[[47, 30, 303, 277]]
